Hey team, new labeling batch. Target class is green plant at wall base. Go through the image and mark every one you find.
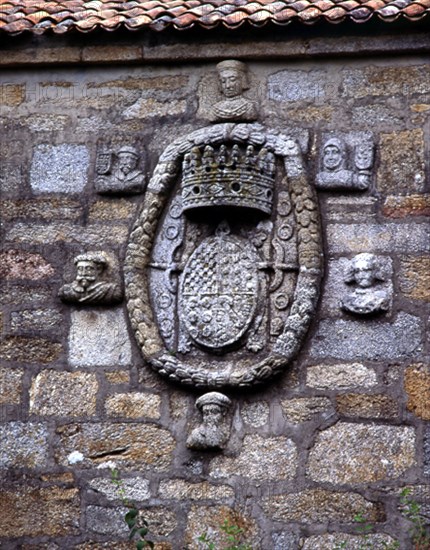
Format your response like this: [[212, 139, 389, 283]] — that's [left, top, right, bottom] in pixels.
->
[[399, 487, 430, 550], [198, 519, 252, 550], [111, 468, 154, 549]]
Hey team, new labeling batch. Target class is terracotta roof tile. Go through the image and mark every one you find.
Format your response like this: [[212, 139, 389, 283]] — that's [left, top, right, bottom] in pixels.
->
[[0, 0, 428, 34]]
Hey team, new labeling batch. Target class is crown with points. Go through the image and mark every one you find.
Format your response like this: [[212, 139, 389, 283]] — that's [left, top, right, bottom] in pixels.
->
[[181, 143, 275, 215]]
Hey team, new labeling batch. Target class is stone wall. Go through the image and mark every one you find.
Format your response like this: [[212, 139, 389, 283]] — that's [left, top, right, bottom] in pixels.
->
[[0, 43, 429, 549]]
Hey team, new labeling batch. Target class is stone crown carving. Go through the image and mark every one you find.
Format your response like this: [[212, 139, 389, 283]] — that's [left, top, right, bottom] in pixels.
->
[[181, 143, 275, 215]]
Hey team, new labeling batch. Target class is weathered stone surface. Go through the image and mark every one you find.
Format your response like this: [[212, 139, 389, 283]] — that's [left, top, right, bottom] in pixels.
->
[[0, 486, 79, 537], [311, 313, 422, 361], [23, 114, 70, 133], [326, 223, 429, 254], [169, 392, 192, 420], [241, 401, 270, 427], [185, 505, 258, 550], [0, 336, 62, 363], [30, 371, 98, 417], [56, 423, 175, 470], [262, 489, 382, 523], [0, 250, 54, 280], [382, 194, 430, 219], [0, 284, 52, 305], [324, 195, 378, 223], [308, 423, 416, 484], [351, 104, 405, 126], [210, 435, 297, 481], [88, 199, 138, 221], [0, 83, 25, 106], [0, 367, 23, 404], [10, 308, 63, 333], [399, 257, 430, 302], [272, 532, 299, 550], [336, 394, 398, 419], [105, 392, 161, 419], [424, 426, 430, 477], [6, 222, 129, 245], [377, 129, 425, 192], [105, 370, 131, 385], [86, 75, 188, 91], [123, 98, 187, 119], [1, 198, 81, 221], [0, 422, 49, 468], [159, 480, 234, 501], [302, 533, 397, 549], [341, 65, 430, 98], [30, 144, 90, 194], [268, 69, 329, 101], [286, 105, 333, 123], [82, 46, 141, 62], [69, 309, 132, 368], [89, 477, 150, 501], [281, 397, 334, 423], [86, 505, 176, 537], [306, 363, 377, 390], [404, 364, 430, 420]]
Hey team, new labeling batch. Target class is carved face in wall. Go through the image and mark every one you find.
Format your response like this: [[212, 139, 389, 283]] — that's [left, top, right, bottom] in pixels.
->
[[322, 140, 344, 171], [76, 260, 102, 289], [351, 254, 377, 288], [218, 68, 244, 98], [118, 152, 138, 175]]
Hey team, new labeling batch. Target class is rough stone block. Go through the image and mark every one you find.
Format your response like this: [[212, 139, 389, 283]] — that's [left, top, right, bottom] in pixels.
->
[[159, 480, 234, 501], [30, 144, 90, 194], [326, 223, 429, 254], [310, 313, 422, 361], [123, 98, 187, 119], [23, 114, 70, 133], [185, 505, 257, 550], [105, 370, 130, 385], [6, 222, 129, 246], [105, 392, 161, 419], [399, 257, 430, 302], [424, 426, 430, 477], [86, 505, 176, 537], [210, 435, 297, 481], [69, 309, 132, 368], [0, 367, 23, 404], [377, 129, 425, 192], [341, 65, 430, 98], [351, 104, 405, 127], [10, 308, 63, 333], [89, 477, 150, 501], [306, 363, 377, 390], [0, 250, 54, 280], [272, 532, 299, 550], [302, 534, 397, 549], [307, 423, 416, 484], [56, 422, 175, 470], [88, 199, 138, 221], [30, 370, 98, 417], [336, 394, 398, 419], [1, 198, 81, 221], [0, 284, 52, 305], [404, 364, 430, 420], [0, 83, 25, 106], [382, 194, 430, 219], [262, 489, 383, 523], [281, 397, 334, 423], [0, 336, 62, 363], [0, 486, 79, 537], [0, 422, 49, 468], [268, 69, 330, 102], [240, 401, 270, 427]]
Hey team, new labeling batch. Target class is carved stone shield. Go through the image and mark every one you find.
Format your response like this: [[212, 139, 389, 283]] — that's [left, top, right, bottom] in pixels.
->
[[180, 229, 260, 350], [125, 123, 323, 390]]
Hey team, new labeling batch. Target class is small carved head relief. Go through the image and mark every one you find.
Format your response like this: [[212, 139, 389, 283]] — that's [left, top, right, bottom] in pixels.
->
[[74, 252, 107, 289], [117, 146, 139, 175], [322, 138, 345, 171], [346, 253, 381, 288], [187, 392, 232, 451], [216, 59, 249, 98]]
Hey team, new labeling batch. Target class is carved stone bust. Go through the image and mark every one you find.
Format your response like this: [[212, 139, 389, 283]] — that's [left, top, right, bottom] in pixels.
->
[[316, 137, 354, 189], [59, 252, 123, 305], [341, 253, 391, 315], [187, 392, 232, 450], [208, 60, 258, 123], [95, 146, 145, 195]]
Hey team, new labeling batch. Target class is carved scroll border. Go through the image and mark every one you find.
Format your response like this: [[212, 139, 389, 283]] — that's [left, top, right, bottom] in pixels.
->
[[124, 123, 323, 389]]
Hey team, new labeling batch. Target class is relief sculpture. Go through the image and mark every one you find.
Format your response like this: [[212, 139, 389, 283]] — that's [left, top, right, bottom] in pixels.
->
[[59, 251, 123, 305], [95, 145, 146, 195], [125, 61, 323, 392], [316, 135, 374, 191]]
